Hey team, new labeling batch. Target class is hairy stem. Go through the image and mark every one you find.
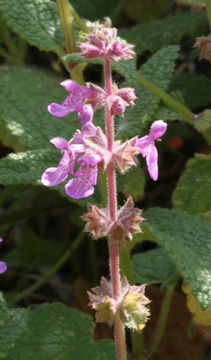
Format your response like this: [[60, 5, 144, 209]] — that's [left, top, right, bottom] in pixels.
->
[[104, 58, 127, 360]]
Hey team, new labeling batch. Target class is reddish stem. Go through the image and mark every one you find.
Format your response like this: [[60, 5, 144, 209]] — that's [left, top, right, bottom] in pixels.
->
[[104, 57, 127, 360]]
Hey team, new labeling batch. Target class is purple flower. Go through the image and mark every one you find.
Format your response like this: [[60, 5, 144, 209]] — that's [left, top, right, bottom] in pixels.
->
[[41, 137, 84, 187], [136, 120, 167, 181], [48, 80, 94, 120], [41, 129, 103, 199], [0, 238, 7, 274], [65, 153, 101, 199]]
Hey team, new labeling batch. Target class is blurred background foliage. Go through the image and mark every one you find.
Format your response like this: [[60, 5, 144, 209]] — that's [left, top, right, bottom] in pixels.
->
[[0, 0, 210, 359]]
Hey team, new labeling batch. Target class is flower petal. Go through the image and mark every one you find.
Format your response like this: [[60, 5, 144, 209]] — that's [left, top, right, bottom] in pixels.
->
[[78, 104, 93, 124], [48, 102, 73, 117], [0, 261, 7, 274], [41, 166, 68, 186], [50, 137, 69, 151], [146, 145, 158, 181], [150, 120, 167, 140], [65, 177, 94, 199]]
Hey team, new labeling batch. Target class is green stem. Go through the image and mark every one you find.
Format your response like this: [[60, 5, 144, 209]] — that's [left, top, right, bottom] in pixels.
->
[[205, 0, 211, 28], [147, 282, 177, 359], [136, 73, 194, 123], [69, 3, 90, 33], [10, 232, 85, 305], [56, 0, 76, 54]]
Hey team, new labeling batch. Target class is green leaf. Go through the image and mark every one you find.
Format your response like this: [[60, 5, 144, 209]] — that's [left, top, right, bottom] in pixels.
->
[[132, 248, 178, 285], [177, 0, 205, 6], [1, 303, 115, 360], [117, 45, 179, 138], [5, 226, 65, 271], [0, 66, 77, 151], [0, 0, 63, 51], [172, 154, 211, 214], [170, 73, 211, 110], [143, 207, 211, 309], [0, 149, 59, 186], [119, 11, 208, 53], [0, 303, 29, 360], [118, 166, 145, 201]]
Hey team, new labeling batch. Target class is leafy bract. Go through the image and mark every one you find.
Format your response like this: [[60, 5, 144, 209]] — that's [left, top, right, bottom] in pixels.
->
[[119, 11, 208, 53], [132, 248, 178, 285], [0, 301, 115, 360], [0, 66, 77, 151], [117, 45, 179, 138], [0, 0, 63, 51], [172, 154, 211, 214], [143, 208, 211, 309]]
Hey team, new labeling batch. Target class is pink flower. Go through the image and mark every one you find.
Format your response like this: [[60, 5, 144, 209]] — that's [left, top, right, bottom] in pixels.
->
[[48, 80, 94, 121], [136, 120, 167, 181], [41, 128, 103, 199], [65, 153, 101, 199], [0, 238, 7, 274], [79, 27, 135, 62]]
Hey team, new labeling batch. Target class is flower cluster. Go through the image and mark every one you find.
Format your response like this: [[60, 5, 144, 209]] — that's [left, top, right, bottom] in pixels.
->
[[193, 36, 211, 62], [0, 238, 7, 274], [79, 26, 135, 62], [88, 277, 150, 331], [82, 197, 144, 243]]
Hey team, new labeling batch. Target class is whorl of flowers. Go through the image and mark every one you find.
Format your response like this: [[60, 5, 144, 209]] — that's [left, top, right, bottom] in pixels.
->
[[88, 277, 150, 331]]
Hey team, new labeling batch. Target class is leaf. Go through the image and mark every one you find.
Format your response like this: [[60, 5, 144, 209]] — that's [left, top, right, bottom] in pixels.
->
[[5, 226, 65, 271], [119, 11, 208, 53], [118, 166, 145, 201], [1, 302, 115, 360], [170, 73, 211, 110], [172, 154, 211, 214], [143, 207, 211, 309], [0, 0, 63, 51], [177, 0, 205, 6], [0, 302, 29, 360], [0, 149, 59, 186], [0, 66, 77, 151], [132, 248, 178, 285], [117, 45, 179, 138]]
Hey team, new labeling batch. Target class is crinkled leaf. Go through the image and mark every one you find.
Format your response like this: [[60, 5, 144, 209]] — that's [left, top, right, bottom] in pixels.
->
[[117, 45, 179, 138], [119, 11, 208, 53], [132, 248, 178, 285], [0, 300, 29, 359], [143, 207, 211, 309], [0, 149, 59, 186], [5, 226, 65, 271], [170, 73, 211, 110], [0, 0, 63, 51], [2, 302, 115, 360], [0, 66, 77, 151], [172, 154, 211, 214]]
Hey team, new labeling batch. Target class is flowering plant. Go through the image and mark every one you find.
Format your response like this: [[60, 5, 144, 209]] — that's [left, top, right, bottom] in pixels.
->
[[0, 1, 210, 360]]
